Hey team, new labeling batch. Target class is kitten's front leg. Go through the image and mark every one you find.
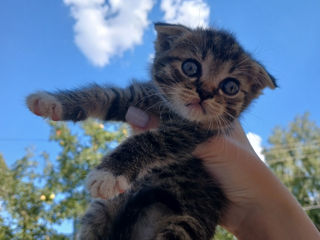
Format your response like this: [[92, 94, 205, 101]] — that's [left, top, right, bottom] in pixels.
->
[[85, 131, 163, 200], [26, 85, 114, 122], [26, 82, 161, 122], [86, 127, 202, 200], [86, 168, 130, 199]]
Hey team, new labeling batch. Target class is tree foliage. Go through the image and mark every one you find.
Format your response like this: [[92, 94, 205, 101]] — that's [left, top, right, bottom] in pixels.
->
[[264, 113, 320, 229], [0, 120, 128, 239]]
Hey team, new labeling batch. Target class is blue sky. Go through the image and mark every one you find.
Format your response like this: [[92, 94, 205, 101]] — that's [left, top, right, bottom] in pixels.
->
[[1, 0, 320, 173], [0, 0, 320, 235]]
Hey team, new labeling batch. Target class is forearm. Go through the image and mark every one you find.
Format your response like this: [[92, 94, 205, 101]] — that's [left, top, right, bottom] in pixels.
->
[[228, 154, 320, 240], [236, 182, 320, 239]]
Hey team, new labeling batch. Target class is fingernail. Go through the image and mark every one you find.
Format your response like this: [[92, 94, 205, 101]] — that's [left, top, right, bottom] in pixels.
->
[[125, 106, 149, 128]]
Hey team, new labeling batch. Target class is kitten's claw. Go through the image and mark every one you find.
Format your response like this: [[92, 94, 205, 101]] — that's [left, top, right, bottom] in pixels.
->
[[86, 169, 130, 200], [26, 92, 62, 121]]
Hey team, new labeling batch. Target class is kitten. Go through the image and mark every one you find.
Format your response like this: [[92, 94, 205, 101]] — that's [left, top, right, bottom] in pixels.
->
[[26, 23, 276, 240]]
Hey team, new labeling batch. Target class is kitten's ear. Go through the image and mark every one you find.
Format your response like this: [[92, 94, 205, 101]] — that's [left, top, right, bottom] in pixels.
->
[[255, 62, 278, 89], [154, 22, 191, 52]]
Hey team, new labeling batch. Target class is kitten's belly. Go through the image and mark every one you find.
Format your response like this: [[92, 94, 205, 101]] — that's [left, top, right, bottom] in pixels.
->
[[131, 203, 174, 240]]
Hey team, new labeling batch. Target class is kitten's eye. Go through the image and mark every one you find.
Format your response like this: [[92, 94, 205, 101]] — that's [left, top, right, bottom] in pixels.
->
[[182, 59, 201, 77], [220, 78, 240, 96]]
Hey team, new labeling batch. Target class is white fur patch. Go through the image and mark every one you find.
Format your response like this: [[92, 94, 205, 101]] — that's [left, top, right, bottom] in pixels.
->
[[86, 169, 130, 200], [26, 92, 62, 121]]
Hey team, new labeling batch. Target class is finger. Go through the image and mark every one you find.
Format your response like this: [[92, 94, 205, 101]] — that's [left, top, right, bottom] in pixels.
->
[[125, 106, 160, 133], [125, 106, 150, 128]]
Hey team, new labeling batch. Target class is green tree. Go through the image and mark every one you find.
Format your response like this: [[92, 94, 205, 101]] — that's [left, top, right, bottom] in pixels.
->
[[0, 151, 68, 239], [264, 113, 320, 229], [215, 226, 236, 240], [0, 120, 127, 239], [0, 154, 14, 239]]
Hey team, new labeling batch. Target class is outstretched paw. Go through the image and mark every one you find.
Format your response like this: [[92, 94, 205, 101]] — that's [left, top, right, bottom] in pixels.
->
[[86, 169, 130, 200], [26, 92, 62, 121]]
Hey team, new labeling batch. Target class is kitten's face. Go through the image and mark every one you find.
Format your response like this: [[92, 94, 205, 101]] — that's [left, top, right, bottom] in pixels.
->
[[153, 23, 276, 130]]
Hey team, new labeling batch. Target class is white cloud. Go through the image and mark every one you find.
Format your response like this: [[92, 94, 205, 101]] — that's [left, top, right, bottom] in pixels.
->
[[246, 132, 265, 162], [64, 0, 154, 67], [160, 0, 210, 28]]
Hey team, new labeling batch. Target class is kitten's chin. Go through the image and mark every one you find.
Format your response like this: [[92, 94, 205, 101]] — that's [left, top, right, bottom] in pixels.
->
[[177, 105, 233, 131]]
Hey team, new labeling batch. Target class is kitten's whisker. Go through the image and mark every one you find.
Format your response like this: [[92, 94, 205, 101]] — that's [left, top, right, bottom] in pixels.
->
[[222, 110, 236, 122], [134, 94, 159, 107], [144, 101, 162, 113], [217, 115, 228, 136], [144, 99, 170, 113]]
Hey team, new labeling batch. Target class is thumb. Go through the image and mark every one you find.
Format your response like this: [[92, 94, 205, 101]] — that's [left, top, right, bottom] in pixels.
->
[[125, 106, 159, 133]]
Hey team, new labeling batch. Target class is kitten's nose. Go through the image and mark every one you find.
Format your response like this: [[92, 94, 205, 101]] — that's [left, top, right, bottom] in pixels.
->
[[196, 87, 213, 101]]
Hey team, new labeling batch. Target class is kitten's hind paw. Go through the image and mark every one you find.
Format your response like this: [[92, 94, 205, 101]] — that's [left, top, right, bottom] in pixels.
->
[[26, 92, 62, 121], [86, 169, 130, 200]]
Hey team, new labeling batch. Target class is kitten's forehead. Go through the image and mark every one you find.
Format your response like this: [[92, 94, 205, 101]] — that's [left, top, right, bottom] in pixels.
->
[[173, 29, 244, 62]]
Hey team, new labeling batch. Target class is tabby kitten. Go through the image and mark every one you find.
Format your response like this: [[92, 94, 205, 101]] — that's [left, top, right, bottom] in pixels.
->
[[26, 23, 276, 240]]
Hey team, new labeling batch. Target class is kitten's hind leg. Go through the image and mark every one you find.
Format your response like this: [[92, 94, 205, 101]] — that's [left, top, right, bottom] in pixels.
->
[[78, 199, 111, 240], [154, 215, 207, 240], [78, 197, 124, 240]]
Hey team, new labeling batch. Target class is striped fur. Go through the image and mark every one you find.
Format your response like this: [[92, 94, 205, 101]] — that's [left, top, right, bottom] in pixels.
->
[[26, 23, 276, 240]]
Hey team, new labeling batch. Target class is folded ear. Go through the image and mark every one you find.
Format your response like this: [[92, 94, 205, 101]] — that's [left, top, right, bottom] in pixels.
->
[[154, 22, 191, 52], [255, 62, 278, 89]]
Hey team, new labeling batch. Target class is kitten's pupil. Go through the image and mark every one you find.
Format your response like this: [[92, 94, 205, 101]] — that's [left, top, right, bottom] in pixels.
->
[[220, 78, 240, 96], [182, 59, 201, 77]]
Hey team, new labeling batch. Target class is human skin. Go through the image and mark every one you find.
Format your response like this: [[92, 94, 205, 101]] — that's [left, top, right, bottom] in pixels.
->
[[125, 106, 320, 240]]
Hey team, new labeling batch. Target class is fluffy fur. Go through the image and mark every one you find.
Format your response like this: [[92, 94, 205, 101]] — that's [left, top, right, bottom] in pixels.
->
[[26, 23, 276, 240]]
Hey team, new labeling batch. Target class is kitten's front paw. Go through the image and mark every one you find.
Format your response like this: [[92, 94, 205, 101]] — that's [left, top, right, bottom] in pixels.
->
[[86, 169, 130, 200], [26, 92, 62, 121]]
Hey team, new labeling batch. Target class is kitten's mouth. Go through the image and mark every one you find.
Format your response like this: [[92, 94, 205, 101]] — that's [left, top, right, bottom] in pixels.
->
[[185, 100, 206, 114]]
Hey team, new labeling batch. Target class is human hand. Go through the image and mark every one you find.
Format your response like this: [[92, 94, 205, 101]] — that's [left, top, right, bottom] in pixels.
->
[[194, 121, 320, 239], [125, 106, 320, 240]]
